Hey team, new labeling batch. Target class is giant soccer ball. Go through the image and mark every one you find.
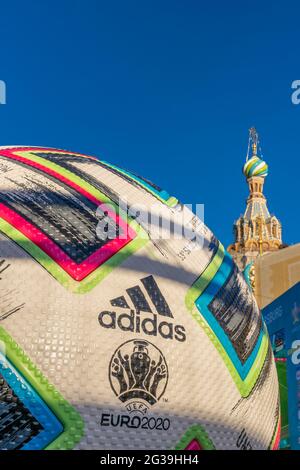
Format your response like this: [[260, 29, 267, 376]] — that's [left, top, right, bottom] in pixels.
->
[[0, 146, 280, 450]]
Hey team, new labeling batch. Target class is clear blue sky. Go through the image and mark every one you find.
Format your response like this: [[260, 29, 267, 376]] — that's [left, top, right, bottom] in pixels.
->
[[0, 0, 299, 247]]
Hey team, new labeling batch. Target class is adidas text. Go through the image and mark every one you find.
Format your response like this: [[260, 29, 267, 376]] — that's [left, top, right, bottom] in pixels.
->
[[98, 309, 186, 342]]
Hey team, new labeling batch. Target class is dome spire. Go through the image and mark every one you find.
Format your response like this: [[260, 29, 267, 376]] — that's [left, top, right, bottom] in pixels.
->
[[228, 127, 284, 271], [243, 127, 268, 178]]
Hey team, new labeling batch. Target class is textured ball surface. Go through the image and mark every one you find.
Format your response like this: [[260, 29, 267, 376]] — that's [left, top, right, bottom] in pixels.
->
[[0, 146, 280, 450]]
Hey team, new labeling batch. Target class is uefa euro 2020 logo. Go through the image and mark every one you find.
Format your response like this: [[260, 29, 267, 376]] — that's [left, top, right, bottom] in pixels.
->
[[109, 339, 168, 413]]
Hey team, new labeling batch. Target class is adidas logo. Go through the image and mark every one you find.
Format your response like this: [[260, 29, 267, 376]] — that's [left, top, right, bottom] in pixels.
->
[[98, 275, 186, 342]]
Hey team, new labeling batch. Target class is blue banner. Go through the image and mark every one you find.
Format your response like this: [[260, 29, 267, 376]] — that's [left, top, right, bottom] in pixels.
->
[[262, 282, 300, 450]]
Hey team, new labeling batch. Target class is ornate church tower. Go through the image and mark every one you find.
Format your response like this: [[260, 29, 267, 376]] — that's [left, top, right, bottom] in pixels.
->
[[228, 127, 285, 271]]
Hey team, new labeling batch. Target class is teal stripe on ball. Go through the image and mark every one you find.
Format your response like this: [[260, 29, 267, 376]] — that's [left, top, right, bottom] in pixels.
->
[[243, 156, 268, 178]]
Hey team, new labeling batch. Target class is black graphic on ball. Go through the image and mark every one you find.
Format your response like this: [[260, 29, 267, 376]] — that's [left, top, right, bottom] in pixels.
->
[[109, 339, 168, 407]]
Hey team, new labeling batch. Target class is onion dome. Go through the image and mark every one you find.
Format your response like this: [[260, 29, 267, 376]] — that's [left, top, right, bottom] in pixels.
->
[[243, 156, 268, 178]]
